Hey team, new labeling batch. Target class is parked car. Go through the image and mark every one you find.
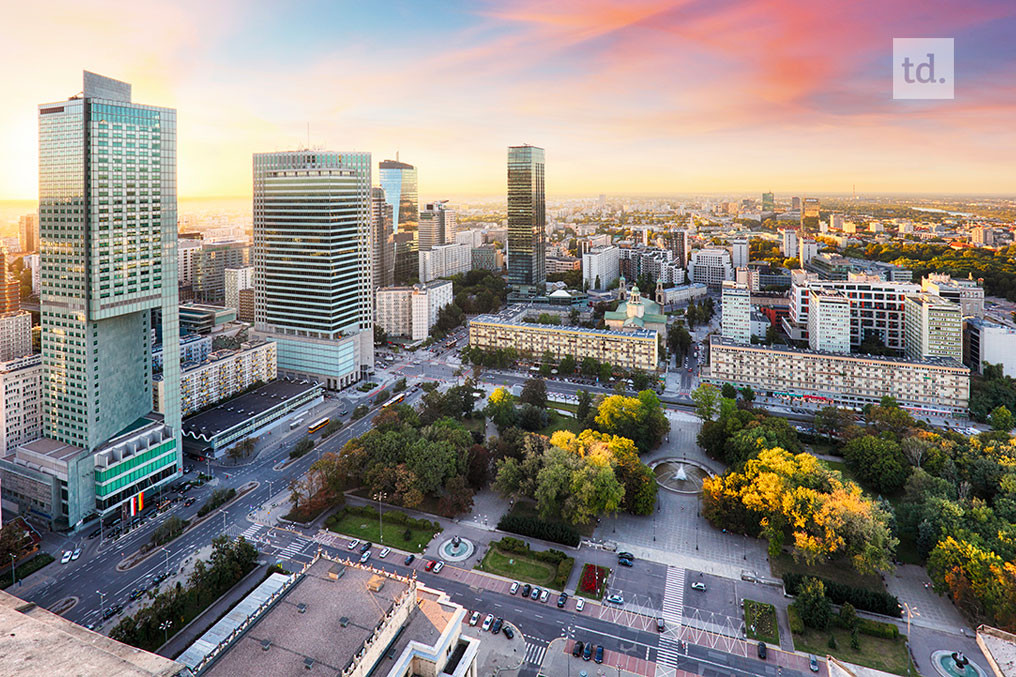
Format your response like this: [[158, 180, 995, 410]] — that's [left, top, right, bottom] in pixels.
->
[[572, 641, 584, 658], [510, 581, 520, 595], [757, 642, 767, 659], [521, 584, 532, 598], [424, 559, 436, 571], [482, 614, 494, 632], [557, 593, 568, 608], [433, 561, 444, 573], [491, 618, 503, 634], [129, 588, 144, 601], [502, 625, 514, 640], [404, 554, 415, 565], [379, 547, 390, 559], [606, 594, 623, 605], [656, 617, 665, 632], [690, 581, 706, 591], [810, 655, 819, 672], [530, 587, 540, 600], [87, 530, 100, 540], [539, 589, 549, 603], [359, 551, 371, 564], [60, 551, 72, 564], [594, 645, 604, 664], [575, 598, 585, 612], [347, 539, 360, 550], [469, 611, 480, 626], [617, 551, 634, 560], [359, 541, 372, 553], [618, 557, 633, 567], [71, 548, 81, 561], [582, 643, 593, 661]]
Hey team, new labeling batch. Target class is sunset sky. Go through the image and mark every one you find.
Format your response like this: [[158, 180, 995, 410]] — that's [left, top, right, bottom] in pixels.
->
[[2, 0, 1015, 199]]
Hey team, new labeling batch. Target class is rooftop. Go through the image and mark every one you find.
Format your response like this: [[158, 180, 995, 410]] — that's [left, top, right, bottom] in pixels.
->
[[709, 335, 968, 370], [182, 378, 321, 439], [977, 624, 1016, 677], [472, 306, 656, 339]]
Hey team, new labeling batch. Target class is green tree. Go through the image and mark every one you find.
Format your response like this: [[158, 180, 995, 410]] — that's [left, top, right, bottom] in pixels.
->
[[740, 385, 755, 404], [667, 321, 692, 357], [989, 405, 1014, 431], [576, 389, 593, 424], [721, 383, 738, 399], [838, 601, 857, 630], [580, 357, 600, 377], [794, 577, 832, 631], [520, 378, 548, 409], [691, 383, 721, 421], [631, 370, 651, 391], [594, 391, 670, 454], [814, 406, 853, 437], [559, 354, 576, 375], [485, 387, 518, 432], [843, 435, 911, 495]]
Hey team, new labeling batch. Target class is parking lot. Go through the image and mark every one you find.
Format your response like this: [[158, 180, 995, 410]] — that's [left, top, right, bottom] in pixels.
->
[[607, 554, 667, 610]]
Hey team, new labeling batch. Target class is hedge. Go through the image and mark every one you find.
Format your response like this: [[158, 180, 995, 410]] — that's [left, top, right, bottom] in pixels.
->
[[197, 488, 237, 518], [497, 514, 580, 547], [488, 538, 573, 589], [787, 605, 804, 634], [783, 573, 901, 618], [857, 617, 900, 639]]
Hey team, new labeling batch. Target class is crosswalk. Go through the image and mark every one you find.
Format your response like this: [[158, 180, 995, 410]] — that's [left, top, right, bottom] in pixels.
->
[[277, 537, 311, 561], [655, 636, 683, 675], [655, 567, 686, 675], [523, 639, 546, 665], [237, 524, 265, 542]]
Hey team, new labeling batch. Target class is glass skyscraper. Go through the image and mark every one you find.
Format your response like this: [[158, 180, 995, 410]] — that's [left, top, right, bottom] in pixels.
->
[[507, 145, 546, 293], [378, 159, 418, 233], [18, 72, 182, 528], [253, 151, 374, 390]]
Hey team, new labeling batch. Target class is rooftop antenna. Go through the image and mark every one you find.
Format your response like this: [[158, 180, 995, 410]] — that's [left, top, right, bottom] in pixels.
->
[[306, 122, 310, 150], [396, 150, 399, 162]]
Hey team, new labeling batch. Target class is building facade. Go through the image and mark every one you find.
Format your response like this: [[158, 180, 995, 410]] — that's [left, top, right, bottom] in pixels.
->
[[418, 200, 456, 251], [0, 312, 32, 363], [471, 245, 504, 272], [371, 186, 395, 290], [507, 145, 546, 294], [904, 293, 963, 363], [18, 214, 37, 253], [688, 248, 734, 288], [921, 273, 984, 318], [223, 266, 253, 313], [191, 240, 248, 303], [378, 159, 418, 233], [376, 280, 453, 342], [780, 228, 799, 258], [721, 281, 751, 344], [155, 340, 277, 417], [253, 151, 373, 390], [964, 317, 1016, 377], [807, 289, 850, 354], [0, 354, 42, 457], [582, 246, 620, 290], [419, 243, 470, 282]]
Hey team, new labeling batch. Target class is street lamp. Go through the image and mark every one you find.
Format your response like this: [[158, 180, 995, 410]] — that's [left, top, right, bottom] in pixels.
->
[[97, 590, 106, 623], [160, 619, 173, 644], [9, 553, 16, 587], [374, 492, 388, 543]]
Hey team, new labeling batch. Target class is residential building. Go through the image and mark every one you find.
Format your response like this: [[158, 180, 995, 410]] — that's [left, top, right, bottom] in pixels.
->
[[546, 255, 580, 274], [223, 266, 253, 312], [0, 312, 32, 362], [376, 280, 454, 342], [471, 245, 504, 272], [469, 307, 657, 371], [191, 240, 248, 303], [665, 229, 689, 265], [582, 246, 620, 290], [805, 252, 853, 280], [0, 250, 19, 315], [378, 159, 418, 233], [418, 200, 456, 251], [0, 355, 42, 457], [705, 336, 969, 415], [721, 281, 751, 344], [780, 227, 799, 258], [735, 266, 757, 292], [252, 151, 373, 391], [619, 248, 685, 286], [18, 214, 37, 253], [153, 334, 211, 371], [921, 273, 984, 318], [419, 243, 471, 282], [964, 317, 1016, 378], [688, 248, 734, 288], [455, 228, 485, 248], [904, 293, 963, 363], [792, 196, 801, 211], [830, 214, 844, 230], [2, 72, 183, 529], [507, 144, 546, 294], [750, 310, 770, 340], [970, 226, 996, 246], [731, 238, 749, 268], [177, 238, 202, 287], [808, 289, 850, 354], [393, 232, 418, 286], [848, 258, 913, 282], [179, 303, 236, 334], [155, 340, 277, 417], [24, 254, 40, 294], [799, 238, 819, 265], [371, 186, 395, 290], [237, 288, 255, 323]]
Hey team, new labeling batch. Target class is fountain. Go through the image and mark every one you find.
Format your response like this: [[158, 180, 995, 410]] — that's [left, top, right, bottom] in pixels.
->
[[653, 459, 710, 494], [437, 535, 475, 562], [674, 464, 688, 482], [930, 650, 986, 677]]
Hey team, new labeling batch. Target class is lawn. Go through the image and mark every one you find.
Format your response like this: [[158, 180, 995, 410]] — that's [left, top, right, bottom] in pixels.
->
[[477, 547, 556, 587], [575, 563, 610, 600], [538, 410, 583, 437], [743, 599, 779, 645], [324, 511, 440, 553], [548, 401, 578, 413], [791, 623, 914, 675], [770, 552, 885, 593]]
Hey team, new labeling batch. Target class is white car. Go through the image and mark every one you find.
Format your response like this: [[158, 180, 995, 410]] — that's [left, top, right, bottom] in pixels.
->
[[347, 539, 360, 550], [71, 548, 81, 561], [359, 551, 371, 564], [379, 547, 390, 559], [510, 581, 520, 595], [575, 598, 585, 612], [605, 594, 624, 605], [60, 550, 72, 564], [539, 589, 549, 603], [433, 561, 444, 573], [469, 611, 480, 626], [690, 582, 706, 591], [481, 614, 494, 631]]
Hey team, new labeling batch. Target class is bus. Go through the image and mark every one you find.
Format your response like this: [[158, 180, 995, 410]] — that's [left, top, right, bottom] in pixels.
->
[[381, 393, 407, 409], [307, 418, 330, 434]]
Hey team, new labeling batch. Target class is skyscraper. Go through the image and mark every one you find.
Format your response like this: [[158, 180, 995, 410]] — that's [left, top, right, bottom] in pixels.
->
[[666, 229, 689, 265], [507, 145, 546, 293], [730, 238, 749, 268], [418, 201, 456, 251], [378, 159, 418, 234], [7, 72, 182, 528], [253, 151, 373, 390], [18, 214, 38, 253], [371, 187, 395, 290], [721, 281, 751, 344], [761, 192, 774, 212]]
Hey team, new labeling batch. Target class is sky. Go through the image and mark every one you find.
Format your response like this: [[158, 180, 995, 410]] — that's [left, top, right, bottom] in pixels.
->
[[2, 0, 1015, 200]]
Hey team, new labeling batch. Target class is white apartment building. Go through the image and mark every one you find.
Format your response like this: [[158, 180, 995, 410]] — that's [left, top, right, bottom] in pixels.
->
[[419, 243, 471, 282], [799, 239, 819, 265], [224, 266, 254, 313], [721, 281, 751, 344], [155, 340, 277, 417], [730, 238, 749, 269], [454, 228, 485, 248], [24, 254, 40, 294], [0, 312, 32, 362], [904, 293, 963, 363], [655, 283, 708, 308], [178, 238, 203, 286], [921, 273, 985, 318], [688, 248, 734, 288], [783, 271, 920, 352], [808, 289, 850, 354], [376, 280, 454, 342], [0, 354, 42, 456], [830, 214, 844, 230], [780, 228, 799, 258], [582, 246, 620, 290], [964, 317, 1016, 377], [705, 336, 969, 415], [419, 201, 457, 251]]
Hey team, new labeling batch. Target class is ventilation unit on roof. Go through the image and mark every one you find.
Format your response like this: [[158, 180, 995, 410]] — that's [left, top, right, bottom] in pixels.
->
[[297, 602, 307, 613]]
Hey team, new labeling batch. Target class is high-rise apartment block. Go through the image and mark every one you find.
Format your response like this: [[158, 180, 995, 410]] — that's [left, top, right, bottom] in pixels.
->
[[419, 243, 471, 282], [730, 238, 748, 268], [253, 151, 373, 390], [224, 266, 253, 313], [921, 273, 984, 318], [376, 280, 454, 342], [780, 227, 799, 259], [419, 201, 457, 251], [472, 245, 505, 273], [904, 293, 963, 363], [721, 281, 751, 344], [0, 312, 32, 362], [18, 214, 38, 253], [762, 192, 775, 212], [378, 159, 418, 233], [507, 145, 546, 294], [688, 249, 734, 288], [583, 246, 621, 290], [666, 229, 689, 265], [964, 317, 1016, 378], [178, 238, 203, 287], [791, 196, 802, 211], [0, 354, 42, 457], [190, 240, 248, 303], [807, 289, 850, 354], [799, 238, 819, 265], [371, 187, 395, 290]]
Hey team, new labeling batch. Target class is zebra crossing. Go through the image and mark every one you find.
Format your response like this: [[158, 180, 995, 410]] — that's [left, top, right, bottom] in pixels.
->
[[655, 567, 686, 675], [276, 536, 312, 561], [236, 524, 265, 542], [522, 638, 546, 665], [654, 636, 683, 675]]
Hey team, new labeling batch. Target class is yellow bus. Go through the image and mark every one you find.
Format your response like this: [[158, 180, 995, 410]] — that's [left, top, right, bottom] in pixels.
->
[[307, 417, 330, 434]]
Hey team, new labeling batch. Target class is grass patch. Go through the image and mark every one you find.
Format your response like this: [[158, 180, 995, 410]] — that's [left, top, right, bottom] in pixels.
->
[[743, 599, 780, 645], [548, 401, 578, 413], [790, 624, 914, 675], [771, 552, 884, 593], [576, 563, 610, 600], [324, 510, 440, 553], [538, 409, 584, 437], [477, 547, 556, 587], [820, 459, 858, 484], [0, 553, 55, 590]]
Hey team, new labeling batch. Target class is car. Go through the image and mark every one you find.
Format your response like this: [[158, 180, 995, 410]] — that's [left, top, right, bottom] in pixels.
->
[[71, 548, 81, 561], [572, 641, 584, 658], [404, 554, 415, 565], [530, 586, 540, 600], [606, 594, 623, 605], [656, 617, 666, 632], [481, 614, 494, 631], [129, 588, 144, 601], [340, 410, 349, 416], [379, 547, 390, 559], [757, 642, 767, 659], [87, 530, 100, 540], [521, 584, 532, 598], [557, 593, 568, 608], [433, 561, 444, 573], [690, 581, 706, 591], [60, 551, 72, 564], [347, 539, 360, 551], [582, 643, 593, 661], [360, 541, 372, 553], [469, 611, 480, 626], [359, 551, 371, 564], [184, 497, 196, 507], [539, 589, 549, 603], [510, 581, 520, 595], [424, 560, 436, 571], [617, 551, 634, 560], [502, 625, 514, 640], [575, 598, 585, 612], [594, 645, 604, 664], [810, 655, 819, 672], [491, 618, 503, 634], [617, 557, 633, 567]]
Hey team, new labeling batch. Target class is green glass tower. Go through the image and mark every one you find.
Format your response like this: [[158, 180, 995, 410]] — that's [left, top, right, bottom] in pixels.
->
[[507, 145, 545, 294]]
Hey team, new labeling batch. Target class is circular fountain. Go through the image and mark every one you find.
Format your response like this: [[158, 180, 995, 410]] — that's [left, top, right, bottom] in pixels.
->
[[437, 535, 475, 562], [652, 459, 712, 494], [930, 650, 986, 677]]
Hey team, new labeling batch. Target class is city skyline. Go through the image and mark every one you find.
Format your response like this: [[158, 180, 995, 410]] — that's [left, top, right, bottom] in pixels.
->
[[2, 1, 1016, 201]]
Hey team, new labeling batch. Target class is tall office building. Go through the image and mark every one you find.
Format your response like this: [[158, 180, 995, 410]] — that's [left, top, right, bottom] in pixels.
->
[[904, 293, 962, 363], [419, 201, 456, 251], [807, 289, 850, 354], [730, 238, 748, 269], [761, 192, 774, 212], [721, 281, 751, 344], [253, 151, 373, 390], [507, 145, 546, 294], [0, 250, 19, 314], [378, 159, 418, 234], [791, 196, 801, 211], [666, 229, 689, 265], [3, 72, 182, 528], [18, 214, 38, 253], [802, 197, 820, 219], [780, 227, 799, 259], [371, 187, 395, 290]]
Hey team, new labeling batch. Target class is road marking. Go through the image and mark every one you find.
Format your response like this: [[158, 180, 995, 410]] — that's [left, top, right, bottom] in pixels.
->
[[572, 625, 657, 651], [523, 641, 547, 665]]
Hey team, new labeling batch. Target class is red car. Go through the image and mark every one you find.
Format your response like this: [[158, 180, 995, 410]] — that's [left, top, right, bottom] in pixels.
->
[[424, 559, 436, 571]]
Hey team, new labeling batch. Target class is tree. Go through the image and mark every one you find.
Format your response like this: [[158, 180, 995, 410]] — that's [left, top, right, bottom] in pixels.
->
[[740, 385, 755, 404], [794, 577, 832, 631], [559, 354, 576, 375], [580, 357, 600, 377], [594, 392, 670, 454], [521, 378, 548, 409], [466, 444, 490, 489], [631, 370, 651, 391], [485, 387, 518, 432], [576, 389, 593, 425], [838, 601, 858, 630], [691, 383, 721, 421], [518, 403, 548, 432], [598, 361, 613, 383], [814, 406, 853, 437], [989, 405, 1014, 431], [721, 383, 738, 399], [374, 325, 388, 345], [843, 435, 911, 495], [667, 322, 692, 357]]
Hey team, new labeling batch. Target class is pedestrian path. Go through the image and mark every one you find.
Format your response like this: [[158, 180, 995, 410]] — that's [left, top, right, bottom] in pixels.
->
[[522, 637, 547, 665], [237, 524, 265, 542], [661, 566, 685, 626], [277, 537, 312, 562], [654, 637, 682, 676]]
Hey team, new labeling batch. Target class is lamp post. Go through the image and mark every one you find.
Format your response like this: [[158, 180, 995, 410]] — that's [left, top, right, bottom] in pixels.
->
[[97, 590, 106, 623], [374, 492, 387, 544], [10, 553, 16, 587], [160, 619, 172, 644]]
